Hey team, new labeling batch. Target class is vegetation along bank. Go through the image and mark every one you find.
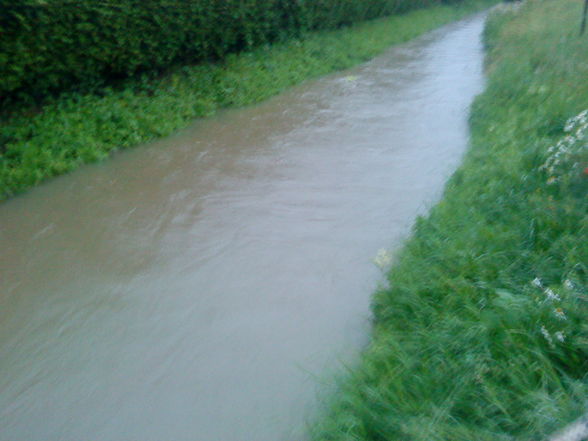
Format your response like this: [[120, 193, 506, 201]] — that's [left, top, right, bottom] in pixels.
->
[[311, 1, 588, 440], [0, 0, 494, 200]]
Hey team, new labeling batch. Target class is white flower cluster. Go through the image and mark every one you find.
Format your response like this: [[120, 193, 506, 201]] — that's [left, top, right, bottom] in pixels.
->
[[564, 110, 588, 134], [540, 109, 588, 184], [491, 0, 524, 15], [373, 248, 392, 270], [531, 277, 569, 347], [531, 277, 565, 307], [541, 326, 566, 348]]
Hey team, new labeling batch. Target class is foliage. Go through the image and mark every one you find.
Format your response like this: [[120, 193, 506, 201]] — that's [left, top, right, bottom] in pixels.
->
[[311, 1, 588, 439], [0, 0, 492, 200], [0, 0, 466, 107]]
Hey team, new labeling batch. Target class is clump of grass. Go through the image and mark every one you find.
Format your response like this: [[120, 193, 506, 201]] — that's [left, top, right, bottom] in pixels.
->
[[0, 0, 495, 200], [311, 1, 588, 440]]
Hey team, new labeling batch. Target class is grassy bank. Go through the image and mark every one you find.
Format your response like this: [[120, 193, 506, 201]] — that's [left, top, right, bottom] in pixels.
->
[[0, 0, 494, 200], [311, 1, 588, 440]]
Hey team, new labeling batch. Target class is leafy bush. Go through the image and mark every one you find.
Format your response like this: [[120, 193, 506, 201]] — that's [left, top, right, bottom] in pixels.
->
[[0, 0, 463, 107]]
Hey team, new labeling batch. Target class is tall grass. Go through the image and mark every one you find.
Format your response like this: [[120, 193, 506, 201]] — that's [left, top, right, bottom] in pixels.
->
[[311, 1, 588, 440], [0, 0, 494, 200]]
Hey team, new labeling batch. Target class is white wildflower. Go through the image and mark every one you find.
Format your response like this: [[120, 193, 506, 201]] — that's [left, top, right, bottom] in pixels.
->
[[555, 331, 566, 343], [553, 307, 567, 321], [532, 277, 543, 288], [541, 109, 588, 181], [545, 288, 561, 302], [565, 109, 588, 132], [541, 325, 554, 347], [564, 279, 574, 290], [373, 249, 392, 270], [492, 1, 524, 15]]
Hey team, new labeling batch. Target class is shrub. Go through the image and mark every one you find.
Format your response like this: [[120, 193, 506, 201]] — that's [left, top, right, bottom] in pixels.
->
[[0, 0, 462, 107]]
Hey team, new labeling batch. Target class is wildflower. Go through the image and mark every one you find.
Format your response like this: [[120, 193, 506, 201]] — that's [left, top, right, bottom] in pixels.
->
[[564, 109, 588, 132], [564, 279, 574, 290], [532, 277, 543, 288], [545, 288, 561, 302], [555, 331, 566, 343], [493, 1, 523, 14], [554, 307, 567, 320], [541, 109, 587, 182], [373, 249, 392, 270], [563, 136, 576, 145], [541, 325, 554, 347]]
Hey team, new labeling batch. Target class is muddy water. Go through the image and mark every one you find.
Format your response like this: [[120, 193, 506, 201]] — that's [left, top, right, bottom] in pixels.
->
[[0, 14, 486, 441]]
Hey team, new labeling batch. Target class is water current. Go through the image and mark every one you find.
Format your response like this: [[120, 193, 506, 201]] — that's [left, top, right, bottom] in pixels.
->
[[0, 14, 486, 441]]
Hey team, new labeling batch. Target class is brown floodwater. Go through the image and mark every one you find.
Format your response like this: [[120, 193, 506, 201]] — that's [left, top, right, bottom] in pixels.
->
[[0, 14, 486, 441]]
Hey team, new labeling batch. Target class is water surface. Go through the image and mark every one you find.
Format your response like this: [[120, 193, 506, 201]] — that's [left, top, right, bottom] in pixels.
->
[[0, 14, 486, 441]]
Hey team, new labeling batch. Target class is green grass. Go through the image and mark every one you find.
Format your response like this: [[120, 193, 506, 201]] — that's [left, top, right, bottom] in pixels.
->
[[0, 0, 495, 200], [311, 1, 588, 440]]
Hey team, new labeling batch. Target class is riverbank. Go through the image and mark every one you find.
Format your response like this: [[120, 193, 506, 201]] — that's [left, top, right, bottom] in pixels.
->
[[311, 1, 588, 440], [0, 0, 495, 201]]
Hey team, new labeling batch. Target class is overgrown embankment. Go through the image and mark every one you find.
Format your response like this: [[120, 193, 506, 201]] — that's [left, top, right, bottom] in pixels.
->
[[0, 0, 492, 200], [311, 1, 588, 440]]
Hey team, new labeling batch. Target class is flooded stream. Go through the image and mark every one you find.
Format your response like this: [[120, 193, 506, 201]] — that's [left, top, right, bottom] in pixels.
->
[[0, 14, 486, 441]]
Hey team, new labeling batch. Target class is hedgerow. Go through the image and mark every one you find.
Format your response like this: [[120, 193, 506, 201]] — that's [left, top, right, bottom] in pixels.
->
[[0, 0, 464, 107]]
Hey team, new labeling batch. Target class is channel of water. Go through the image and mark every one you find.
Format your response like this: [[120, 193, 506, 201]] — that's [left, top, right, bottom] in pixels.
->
[[0, 14, 486, 441]]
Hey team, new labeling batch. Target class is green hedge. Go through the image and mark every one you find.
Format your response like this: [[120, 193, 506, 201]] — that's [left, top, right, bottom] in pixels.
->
[[0, 0, 463, 106], [0, 0, 491, 200]]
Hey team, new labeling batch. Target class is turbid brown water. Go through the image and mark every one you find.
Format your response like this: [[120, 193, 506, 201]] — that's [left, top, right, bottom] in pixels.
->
[[0, 14, 485, 441]]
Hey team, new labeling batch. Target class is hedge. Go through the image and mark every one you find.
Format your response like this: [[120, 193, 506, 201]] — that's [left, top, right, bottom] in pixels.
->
[[0, 0, 464, 107]]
